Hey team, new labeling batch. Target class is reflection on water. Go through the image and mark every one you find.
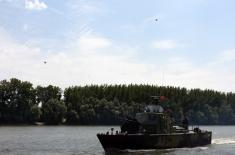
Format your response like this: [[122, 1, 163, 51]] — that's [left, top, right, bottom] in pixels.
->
[[0, 126, 235, 155]]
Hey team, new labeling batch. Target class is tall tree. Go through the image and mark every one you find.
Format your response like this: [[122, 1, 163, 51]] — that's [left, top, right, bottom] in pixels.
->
[[43, 98, 67, 124]]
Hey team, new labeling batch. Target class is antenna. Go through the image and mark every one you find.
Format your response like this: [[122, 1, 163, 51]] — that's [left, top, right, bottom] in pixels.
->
[[162, 67, 165, 86]]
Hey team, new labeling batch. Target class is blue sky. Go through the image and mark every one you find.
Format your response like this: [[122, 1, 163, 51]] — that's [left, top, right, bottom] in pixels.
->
[[0, 0, 235, 92]]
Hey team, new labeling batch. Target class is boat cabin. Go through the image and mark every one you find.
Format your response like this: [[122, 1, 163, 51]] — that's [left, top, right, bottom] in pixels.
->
[[135, 105, 172, 134]]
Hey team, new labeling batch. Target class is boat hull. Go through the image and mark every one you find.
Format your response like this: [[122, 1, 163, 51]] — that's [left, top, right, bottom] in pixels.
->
[[97, 131, 212, 151]]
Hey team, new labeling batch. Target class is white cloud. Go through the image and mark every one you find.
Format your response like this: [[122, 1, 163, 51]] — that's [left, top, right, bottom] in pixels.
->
[[1, 27, 235, 92], [151, 40, 181, 50], [77, 34, 111, 53], [218, 49, 235, 63], [25, 0, 47, 11], [161, 57, 214, 89], [159, 54, 235, 92], [0, 28, 157, 87], [67, 0, 102, 15], [208, 49, 235, 67]]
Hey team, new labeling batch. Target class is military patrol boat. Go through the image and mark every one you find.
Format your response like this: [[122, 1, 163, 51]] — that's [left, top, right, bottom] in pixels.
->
[[97, 96, 212, 151]]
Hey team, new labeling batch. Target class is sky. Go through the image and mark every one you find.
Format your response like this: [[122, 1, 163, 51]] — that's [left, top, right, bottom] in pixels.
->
[[0, 0, 235, 92]]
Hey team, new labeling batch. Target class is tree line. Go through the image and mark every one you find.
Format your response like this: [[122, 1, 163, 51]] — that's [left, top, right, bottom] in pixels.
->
[[0, 78, 235, 125]]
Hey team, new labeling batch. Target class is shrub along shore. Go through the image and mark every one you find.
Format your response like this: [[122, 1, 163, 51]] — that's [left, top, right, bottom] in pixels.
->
[[0, 78, 235, 125]]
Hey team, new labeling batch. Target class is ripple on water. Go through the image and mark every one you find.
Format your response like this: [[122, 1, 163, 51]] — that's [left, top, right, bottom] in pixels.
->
[[0, 126, 235, 155]]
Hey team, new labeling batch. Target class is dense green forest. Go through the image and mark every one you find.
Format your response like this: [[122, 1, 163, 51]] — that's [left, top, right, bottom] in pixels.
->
[[0, 78, 235, 125]]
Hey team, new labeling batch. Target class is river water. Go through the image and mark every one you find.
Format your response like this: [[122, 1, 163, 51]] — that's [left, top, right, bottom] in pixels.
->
[[0, 126, 234, 155]]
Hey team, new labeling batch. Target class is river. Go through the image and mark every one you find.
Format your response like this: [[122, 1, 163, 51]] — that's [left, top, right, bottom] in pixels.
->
[[0, 126, 234, 155]]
